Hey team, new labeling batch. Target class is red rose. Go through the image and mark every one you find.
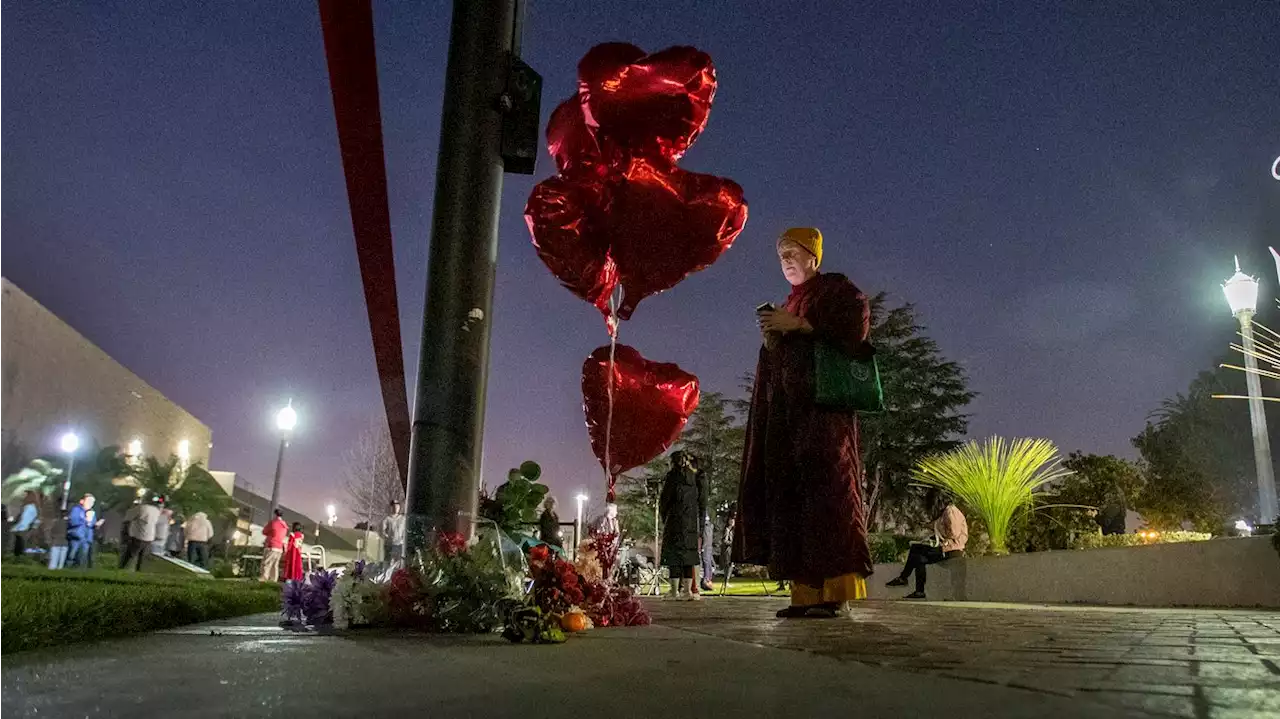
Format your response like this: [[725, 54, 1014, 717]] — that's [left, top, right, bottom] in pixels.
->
[[436, 531, 468, 556]]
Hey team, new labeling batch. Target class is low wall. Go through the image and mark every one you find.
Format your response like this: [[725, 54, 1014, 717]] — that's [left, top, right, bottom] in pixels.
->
[[866, 536, 1279, 608]]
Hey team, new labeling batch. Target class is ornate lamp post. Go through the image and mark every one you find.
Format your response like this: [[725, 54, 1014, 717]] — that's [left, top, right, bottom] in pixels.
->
[[1223, 258, 1279, 526]]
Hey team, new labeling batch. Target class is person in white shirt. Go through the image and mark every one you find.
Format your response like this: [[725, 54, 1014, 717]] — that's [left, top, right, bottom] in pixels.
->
[[381, 501, 406, 561], [120, 497, 163, 571], [886, 491, 968, 599], [184, 512, 215, 568]]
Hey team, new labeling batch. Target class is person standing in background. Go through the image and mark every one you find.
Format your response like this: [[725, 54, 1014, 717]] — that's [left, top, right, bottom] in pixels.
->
[[381, 501, 406, 562], [660, 452, 707, 600], [11, 491, 41, 558], [538, 496, 563, 550], [282, 522, 306, 582], [120, 496, 162, 571], [152, 507, 173, 555], [0, 501, 10, 557], [700, 512, 716, 592], [66, 493, 102, 568], [183, 511, 214, 568], [260, 509, 288, 581], [47, 507, 69, 570]]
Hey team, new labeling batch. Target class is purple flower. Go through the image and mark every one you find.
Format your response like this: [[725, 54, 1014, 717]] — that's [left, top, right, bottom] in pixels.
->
[[282, 581, 306, 622], [302, 569, 339, 625]]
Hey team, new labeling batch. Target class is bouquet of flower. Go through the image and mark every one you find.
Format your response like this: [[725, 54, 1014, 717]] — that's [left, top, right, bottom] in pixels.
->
[[282, 569, 340, 626], [329, 561, 388, 629], [526, 544, 584, 617], [576, 529, 650, 627], [385, 531, 523, 633]]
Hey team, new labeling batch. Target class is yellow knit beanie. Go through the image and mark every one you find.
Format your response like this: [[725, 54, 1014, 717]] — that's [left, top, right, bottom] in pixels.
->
[[779, 227, 823, 267]]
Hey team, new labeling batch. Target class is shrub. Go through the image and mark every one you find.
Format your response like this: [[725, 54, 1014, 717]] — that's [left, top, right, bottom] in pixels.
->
[[912, 437, 1070, 554], [1072, 531, 1211, 550], [869, 533, 912, 564]]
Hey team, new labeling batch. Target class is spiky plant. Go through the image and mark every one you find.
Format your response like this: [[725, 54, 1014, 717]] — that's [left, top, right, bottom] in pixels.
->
[[911, 437, 1071, 554]]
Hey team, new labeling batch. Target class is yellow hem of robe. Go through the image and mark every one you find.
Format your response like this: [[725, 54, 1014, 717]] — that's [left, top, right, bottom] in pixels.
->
[[790, 572, 867, 606]]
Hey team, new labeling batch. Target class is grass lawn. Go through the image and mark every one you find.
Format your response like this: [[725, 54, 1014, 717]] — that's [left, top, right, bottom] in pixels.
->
[[1, 558, 280, 654], [698, 578, 791, 597]]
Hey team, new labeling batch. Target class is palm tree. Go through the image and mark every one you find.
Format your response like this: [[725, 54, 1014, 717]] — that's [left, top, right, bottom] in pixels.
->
[[127, 455, 235, 519], [3, 444, 130, 505], [911, 437, 1070, 554]]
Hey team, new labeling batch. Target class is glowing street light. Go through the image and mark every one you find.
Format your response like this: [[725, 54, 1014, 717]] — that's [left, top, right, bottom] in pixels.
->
[[58, 432, 80, 510], [1222, 258, 1279, 525], [127, 438, 143, 458], [177, 439, 191, 465], [277, 403, 298, 433], [326, 503, 337, 527], [268, 400, 298, 517]]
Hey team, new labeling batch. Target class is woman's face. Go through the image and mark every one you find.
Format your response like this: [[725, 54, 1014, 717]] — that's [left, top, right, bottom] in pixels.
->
[[777, 240, 818, 286]]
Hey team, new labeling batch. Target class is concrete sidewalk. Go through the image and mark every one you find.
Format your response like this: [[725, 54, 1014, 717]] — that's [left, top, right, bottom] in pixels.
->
[[2, 608, 1156, 719]]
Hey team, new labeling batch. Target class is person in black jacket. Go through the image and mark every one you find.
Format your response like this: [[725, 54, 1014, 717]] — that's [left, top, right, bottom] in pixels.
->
[[538, 496, 563, 550], [660, 451, 707, 600]]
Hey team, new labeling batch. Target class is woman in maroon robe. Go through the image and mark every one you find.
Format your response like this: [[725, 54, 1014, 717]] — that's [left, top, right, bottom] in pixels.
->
[[733, 227, 874, 618]]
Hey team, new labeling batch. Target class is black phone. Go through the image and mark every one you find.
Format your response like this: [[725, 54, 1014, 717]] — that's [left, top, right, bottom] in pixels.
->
[[755, 302, 775, 314]]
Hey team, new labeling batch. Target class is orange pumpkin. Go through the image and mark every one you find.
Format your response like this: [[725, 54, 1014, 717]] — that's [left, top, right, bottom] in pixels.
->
[[561, 612, 589, 632]]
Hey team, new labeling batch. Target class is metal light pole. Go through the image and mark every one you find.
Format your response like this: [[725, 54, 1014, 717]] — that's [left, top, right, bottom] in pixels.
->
[[59, 432, 80, 511], [1223, 259, 1280, 525], [575, 492, 588, 558], [269, 401, 298, 518], [405, 0, 522, 549]]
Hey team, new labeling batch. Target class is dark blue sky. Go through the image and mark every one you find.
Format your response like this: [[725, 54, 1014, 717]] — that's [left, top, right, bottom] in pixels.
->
[[4, 1, 1277, 520]]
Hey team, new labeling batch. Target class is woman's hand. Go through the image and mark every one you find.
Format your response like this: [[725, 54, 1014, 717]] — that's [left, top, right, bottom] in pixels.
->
[[758, 308, 811, 334]]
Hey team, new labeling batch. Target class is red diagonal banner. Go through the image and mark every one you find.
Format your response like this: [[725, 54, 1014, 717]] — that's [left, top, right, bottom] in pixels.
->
[[319, 0, 410, 487]]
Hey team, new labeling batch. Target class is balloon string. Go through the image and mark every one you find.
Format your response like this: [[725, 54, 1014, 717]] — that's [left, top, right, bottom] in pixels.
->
[[603, 286, 622, 501]]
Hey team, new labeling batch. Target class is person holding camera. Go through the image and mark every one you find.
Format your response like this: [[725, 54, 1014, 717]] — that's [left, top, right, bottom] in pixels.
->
[[733, 227, 876, 618]]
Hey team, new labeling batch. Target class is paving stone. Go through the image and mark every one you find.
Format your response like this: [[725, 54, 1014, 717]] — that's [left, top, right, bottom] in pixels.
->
[[1205, 708, 1280, 719], [1080, 683, 1196, 697], [1092, 691, 1199, 719], [645, 599, 1280, 713], [1197, 662, 1280, 683], [1202, 686, 1280, 710]]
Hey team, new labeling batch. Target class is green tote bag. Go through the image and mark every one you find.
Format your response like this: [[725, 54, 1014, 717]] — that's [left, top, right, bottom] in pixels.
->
[[813, 341, 885, 413]]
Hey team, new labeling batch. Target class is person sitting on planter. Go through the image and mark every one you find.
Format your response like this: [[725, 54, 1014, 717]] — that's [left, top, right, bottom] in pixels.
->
[[887, 491, 968, 599]]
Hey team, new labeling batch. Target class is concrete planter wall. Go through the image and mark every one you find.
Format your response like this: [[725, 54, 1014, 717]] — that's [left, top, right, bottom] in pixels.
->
[[867, 536, 1280, 608]]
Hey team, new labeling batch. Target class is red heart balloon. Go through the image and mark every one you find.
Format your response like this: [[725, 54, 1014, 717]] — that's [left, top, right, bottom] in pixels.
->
[[578, 44, 716, 166], [604, 159, 748, 319], [582, 344, 700, 475], [546, 95, 604, 178], [525, 174, 617, 315]]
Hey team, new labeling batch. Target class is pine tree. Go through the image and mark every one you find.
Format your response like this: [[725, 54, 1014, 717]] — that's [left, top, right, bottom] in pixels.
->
[[861, 293, 975, 529], [677, 392, 746, 517], [614, 393, 746, 543]]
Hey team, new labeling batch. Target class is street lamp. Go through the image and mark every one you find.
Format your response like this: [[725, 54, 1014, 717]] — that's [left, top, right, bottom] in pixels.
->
[[269, 400, 298, 518], [326, 503, 337, 527], [574, 492, 588, 554], [1223, 257, 1279, 525], [59, 432, 80, 511]]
